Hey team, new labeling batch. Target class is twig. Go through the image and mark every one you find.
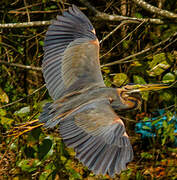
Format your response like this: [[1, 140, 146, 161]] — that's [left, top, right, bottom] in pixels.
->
[[8, 10, 59, 14], [0, 21, 51, 28], [79, 0, 165, 24], [23, 0, 30, 22], [132, 0, 177, 19], [0, 1, 171, 28], [101, 32, 177, 67], [100, 22, 125, 44], [0, 60, 42, 71], [11, 2, 42, 10], [100, 20, 146, 59], [0, 84, 46, 109], [0, 138, 16, 165]]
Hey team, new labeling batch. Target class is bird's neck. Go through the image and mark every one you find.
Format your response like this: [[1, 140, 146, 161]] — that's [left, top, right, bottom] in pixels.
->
[[117, 89, 141, 110]]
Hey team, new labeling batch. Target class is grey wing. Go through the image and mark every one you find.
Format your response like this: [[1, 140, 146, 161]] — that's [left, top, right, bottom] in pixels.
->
[[42, 5, 105, 100], [59, 98, 133, 177]]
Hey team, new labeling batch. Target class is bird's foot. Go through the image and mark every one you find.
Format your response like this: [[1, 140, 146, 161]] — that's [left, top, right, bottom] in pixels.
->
[[6, 119, 44, 138]]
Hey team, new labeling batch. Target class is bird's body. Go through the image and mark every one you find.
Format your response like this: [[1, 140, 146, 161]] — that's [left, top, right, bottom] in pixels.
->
[[40, 87, 138, 128], [9, 5, 168, 177]]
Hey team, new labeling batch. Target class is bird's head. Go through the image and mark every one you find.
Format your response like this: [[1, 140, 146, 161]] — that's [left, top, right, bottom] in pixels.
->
[[114, 83, 169, 111]]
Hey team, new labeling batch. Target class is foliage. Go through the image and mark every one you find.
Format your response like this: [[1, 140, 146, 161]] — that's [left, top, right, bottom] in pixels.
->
[[0, 0, 176, 179]]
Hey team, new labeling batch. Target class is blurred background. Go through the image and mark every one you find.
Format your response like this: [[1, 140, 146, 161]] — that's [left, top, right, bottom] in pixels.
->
[[0, 0, 176, 179]]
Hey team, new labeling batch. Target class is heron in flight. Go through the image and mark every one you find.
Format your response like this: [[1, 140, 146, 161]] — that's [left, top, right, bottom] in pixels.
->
[[9, 5, 168, 177]]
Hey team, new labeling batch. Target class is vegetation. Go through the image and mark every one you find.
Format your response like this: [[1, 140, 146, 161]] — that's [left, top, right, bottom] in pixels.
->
[[0, 0, 176, 179]]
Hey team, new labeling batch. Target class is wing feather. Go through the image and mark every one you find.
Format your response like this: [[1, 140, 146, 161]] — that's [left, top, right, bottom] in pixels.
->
[[58, 98, 133, 177], [43, 5, 104, 100]]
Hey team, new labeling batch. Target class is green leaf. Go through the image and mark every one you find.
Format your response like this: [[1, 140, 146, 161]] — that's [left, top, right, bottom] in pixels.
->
[[140, 152, 153, 159], [163, 120, 168, 129], [17, 159, 41, 172], [103, 75, 112, 87], [135, 13, 143, 18], [133, 75, 146, 84], [152, 119, 161, 126], [1, 116, 14, 125], [24, 146, 36, 158], [14, 106, 30, 117], [159, 91, 173, 101], [149, 53, 166, 68], [113, 73, 129, 87], [122, 40, 131, 50], [68, 168, 82, 179], [45, 162, 56, 170], [0, 109, 6, 116], [39, 41, 44, 46], [0, 88, 9, 103], [102, 67, 110, 74], [38, 138, 53, 160], [142, 125, 151, 130], [39, 171, 51, 180], [162, 73, 176, 83], [147, 53, 171, 77], [133, 75, 149, 101]]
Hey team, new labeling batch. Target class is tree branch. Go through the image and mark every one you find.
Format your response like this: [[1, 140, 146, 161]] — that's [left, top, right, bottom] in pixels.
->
[[0, 84, 46, 109], [101, 32, 177, 67], [79, 0, 165, 24], [0, 1, 170, 28], [132, 0, 177, 20], [0, 60, 42, 71], [0, 21, 51, 28]]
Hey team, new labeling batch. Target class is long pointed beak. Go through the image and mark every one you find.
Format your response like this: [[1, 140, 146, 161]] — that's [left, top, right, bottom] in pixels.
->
[[129, 84, 169, 93]]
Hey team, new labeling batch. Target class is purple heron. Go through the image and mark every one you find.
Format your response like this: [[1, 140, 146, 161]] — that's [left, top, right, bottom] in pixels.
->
[[9, 5, 168, 177]]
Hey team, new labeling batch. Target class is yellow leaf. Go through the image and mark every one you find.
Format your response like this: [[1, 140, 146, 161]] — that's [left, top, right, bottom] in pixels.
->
[[0, 88, 9, 103], [1, 116, 14, 125]]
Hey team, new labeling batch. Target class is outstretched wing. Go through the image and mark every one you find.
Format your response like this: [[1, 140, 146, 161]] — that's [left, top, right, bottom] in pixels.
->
[[43, 5, 105, 100], [59, 98, 133, 177]]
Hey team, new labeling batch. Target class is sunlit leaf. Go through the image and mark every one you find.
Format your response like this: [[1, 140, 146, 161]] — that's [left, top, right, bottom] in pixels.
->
[[39, 40, 44, 46], [147, 53, 171, 77], [142, 125, 151, 130], [103, 75, 112, 87], [133, 75, 146, 84], [0, 109, 6, 116], [0, 88, 9, 103], [122, 40, 130, 50], [39, 171, 51, 180], [133, 75, 149, 101], [149, 53, 166, 68], [113, 73, 129, 87], [135, 12, 143, 18], [68, 168, 82, 179], [152, 119, 161, 126], [17, 159, 41, 172], [159, 91, 173, 101], [141, 152, 153, 159], [14, 106, 30, 117], [102, 67, 110, 74], [1, 116, 14, 125], [162, 73, 176, 83]]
